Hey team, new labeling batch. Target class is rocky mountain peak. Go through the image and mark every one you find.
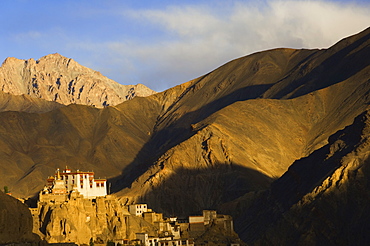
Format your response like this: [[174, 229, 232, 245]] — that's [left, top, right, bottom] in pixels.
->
[[0, 54, 156, 110]]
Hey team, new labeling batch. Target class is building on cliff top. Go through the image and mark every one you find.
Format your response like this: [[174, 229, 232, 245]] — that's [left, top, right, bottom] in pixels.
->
[[129, 204, 148, 216], [42, 167, 107, 200]]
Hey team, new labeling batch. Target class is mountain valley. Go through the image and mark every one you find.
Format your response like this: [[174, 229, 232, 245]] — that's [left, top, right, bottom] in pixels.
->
[[0, 27, 369, 245]]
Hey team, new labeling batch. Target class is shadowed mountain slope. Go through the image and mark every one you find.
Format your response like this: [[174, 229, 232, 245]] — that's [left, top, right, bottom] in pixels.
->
[[115, 75, 369, 216], [111, 27, 369, 215], [0, 191, 41, 244], [235, 108, 370, 245], [0, 90, 64, 113], [0, 26, 368, 225], [0, 96, 163, 197]]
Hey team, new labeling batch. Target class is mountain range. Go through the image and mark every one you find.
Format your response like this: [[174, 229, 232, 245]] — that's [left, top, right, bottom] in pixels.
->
[[0, 26, 369, 245]]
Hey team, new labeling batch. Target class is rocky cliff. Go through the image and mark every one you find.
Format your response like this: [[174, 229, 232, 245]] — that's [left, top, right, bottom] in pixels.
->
[[0, 53, 156, 111], [0, 191, 40, 244], [33, 195, 158, 245]]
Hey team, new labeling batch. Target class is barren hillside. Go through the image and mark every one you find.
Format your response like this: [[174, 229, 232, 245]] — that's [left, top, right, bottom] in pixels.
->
[[234, 108, 370, 245], [0, 27, 368, 228]]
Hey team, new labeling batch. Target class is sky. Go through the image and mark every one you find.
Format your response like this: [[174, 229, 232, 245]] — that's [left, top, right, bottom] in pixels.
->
[[0, 0, 369, 92]]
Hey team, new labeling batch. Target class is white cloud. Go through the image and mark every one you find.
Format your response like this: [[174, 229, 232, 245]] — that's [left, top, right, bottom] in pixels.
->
[[68, 0, 370, 91], [12, 31, 43, 42]]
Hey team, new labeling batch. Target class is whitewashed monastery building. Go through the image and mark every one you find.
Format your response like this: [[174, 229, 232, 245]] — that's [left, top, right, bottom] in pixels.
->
[[44, 167, 107, 199]]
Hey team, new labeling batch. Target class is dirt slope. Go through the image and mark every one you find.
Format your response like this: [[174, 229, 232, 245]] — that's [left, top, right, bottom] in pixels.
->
[[112, 27, 370, 216], [234, 108, 370, 245]]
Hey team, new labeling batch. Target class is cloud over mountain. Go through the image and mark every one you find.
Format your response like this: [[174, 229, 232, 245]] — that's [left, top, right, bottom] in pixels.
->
[[1, 1, 369, 91], [101, 0, 370, 90]]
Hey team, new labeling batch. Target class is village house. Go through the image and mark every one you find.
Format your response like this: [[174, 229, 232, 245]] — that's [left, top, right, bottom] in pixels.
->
[[129, 204, 148, 216]]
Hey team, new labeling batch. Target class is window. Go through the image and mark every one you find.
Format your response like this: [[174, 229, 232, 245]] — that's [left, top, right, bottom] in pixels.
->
[[90, 184, 93, 188], [101, 183, 105, 187], [97, 183, 100, 187], [81, 185, 83, 189]]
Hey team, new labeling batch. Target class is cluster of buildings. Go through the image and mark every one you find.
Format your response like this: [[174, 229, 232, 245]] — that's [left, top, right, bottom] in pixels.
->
[[127, 206, 236, 246], [33, 167, 239, 246]]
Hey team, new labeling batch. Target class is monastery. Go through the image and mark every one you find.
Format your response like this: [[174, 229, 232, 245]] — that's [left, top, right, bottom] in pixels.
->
[[29, 168, 241, 245], [41, 167, 107, 201]]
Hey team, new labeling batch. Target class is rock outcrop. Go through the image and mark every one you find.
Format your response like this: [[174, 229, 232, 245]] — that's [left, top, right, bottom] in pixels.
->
[[32, 192, 240, 245], [34, 196, 133, 244], [0, 53, 156, 111], [0, 191, 40, 244]]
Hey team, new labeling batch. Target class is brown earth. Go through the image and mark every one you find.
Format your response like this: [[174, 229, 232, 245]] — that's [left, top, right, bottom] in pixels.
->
[[234, 108, 370, 245], [0, 90, 64, 113], [113, 27, 370, 216]]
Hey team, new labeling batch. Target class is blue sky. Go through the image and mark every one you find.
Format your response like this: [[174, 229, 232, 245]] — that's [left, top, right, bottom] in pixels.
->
[[1, 0, 369, 91]]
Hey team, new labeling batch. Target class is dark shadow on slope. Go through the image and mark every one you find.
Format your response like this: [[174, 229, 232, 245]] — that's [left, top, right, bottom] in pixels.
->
[[270, 108, 365, 209], [269, 27, 370, 99], [235, 109, 369, 244], [139, 163, 273, 218], [108, 84, 274, 192], [109, 27, 369, 195]]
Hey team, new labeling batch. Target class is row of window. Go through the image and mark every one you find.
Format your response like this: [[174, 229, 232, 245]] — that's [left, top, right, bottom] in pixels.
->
[[64, 184, 106, 190], [60, 174, 93, 180], [64, 183, 105, 189]]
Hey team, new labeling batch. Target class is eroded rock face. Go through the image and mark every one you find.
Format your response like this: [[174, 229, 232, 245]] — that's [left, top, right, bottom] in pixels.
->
[[42, 197, 126, 244], [0, 191, 40, 244], [32, 196, 164, 245], [34, 195, 157, 245], [0, 53, 156, 109]]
